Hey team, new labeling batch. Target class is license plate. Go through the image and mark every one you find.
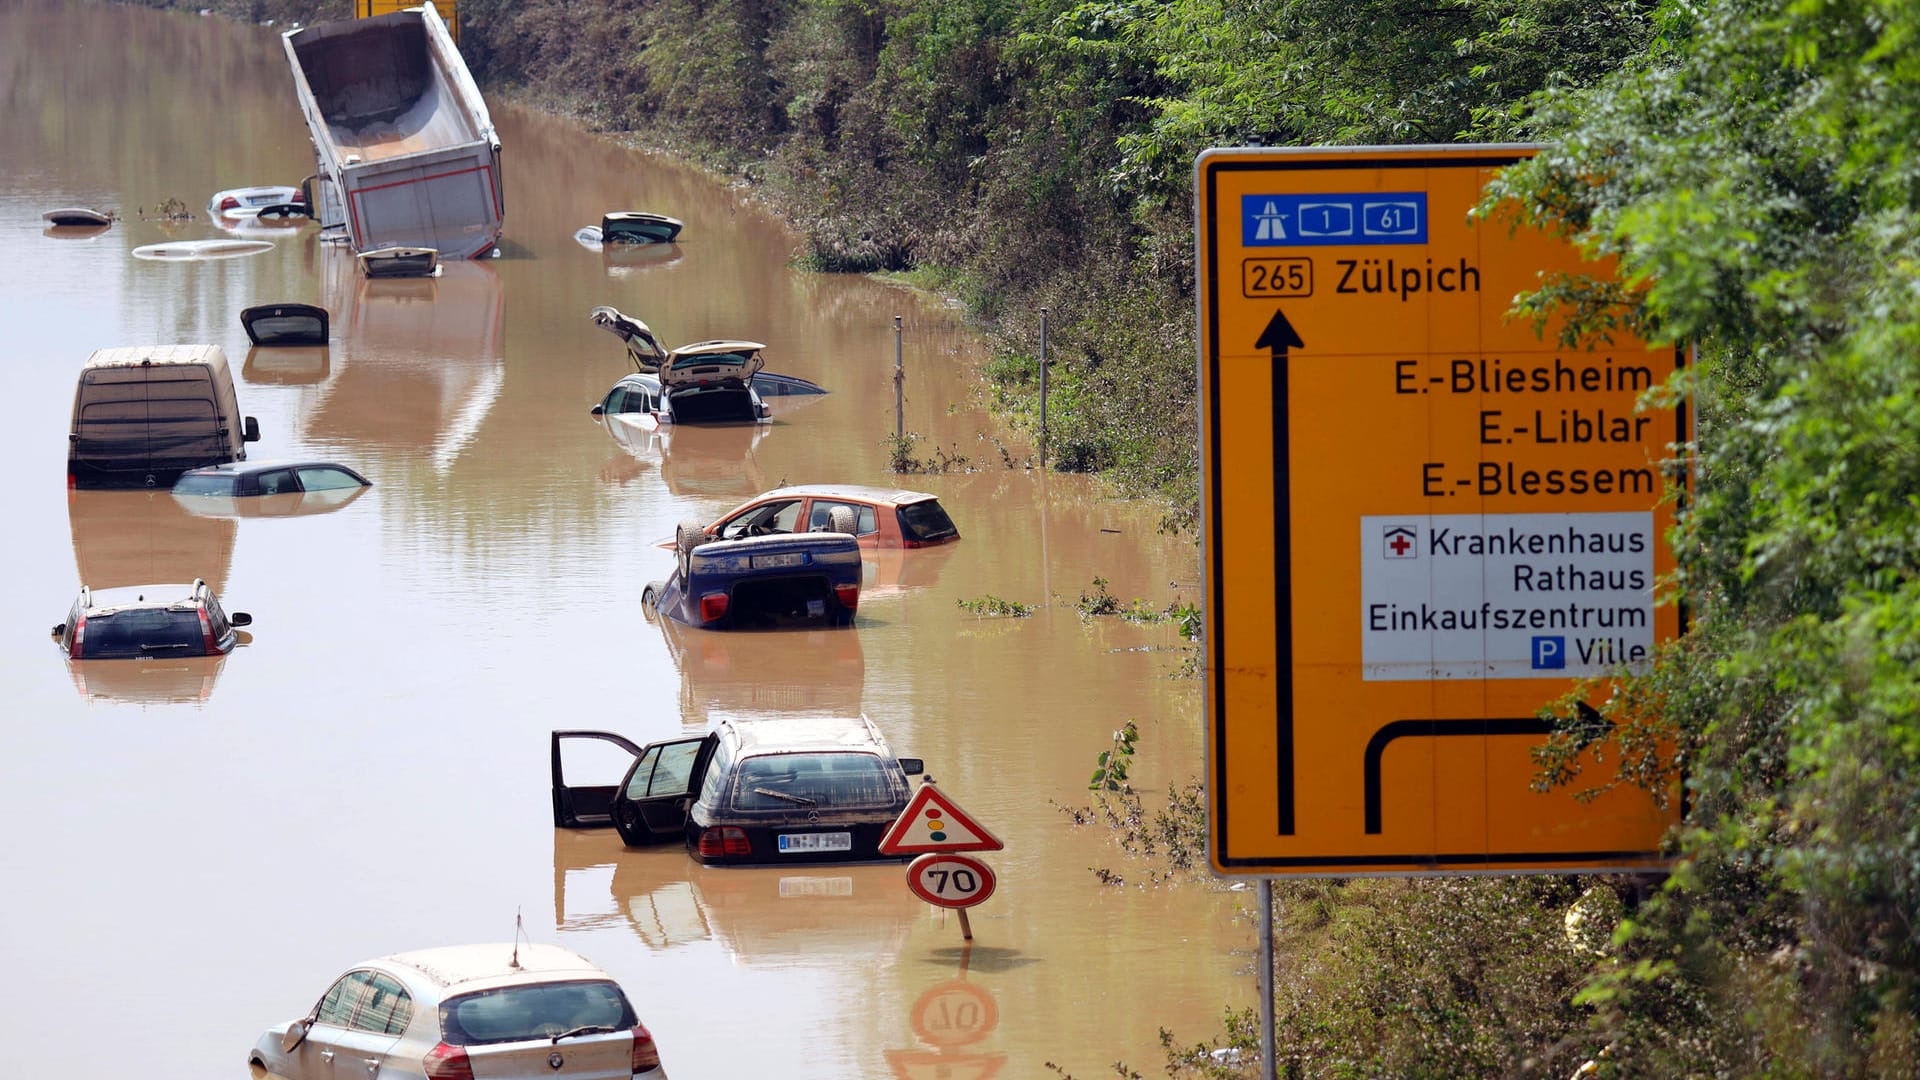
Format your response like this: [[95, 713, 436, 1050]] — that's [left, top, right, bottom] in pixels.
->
[[751, 552, 806, 569], [779, 876, 854, 897], [778, 832, 852, 853]]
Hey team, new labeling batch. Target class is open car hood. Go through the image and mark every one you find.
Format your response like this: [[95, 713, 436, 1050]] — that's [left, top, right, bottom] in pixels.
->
[[661, 341, 767, 388]]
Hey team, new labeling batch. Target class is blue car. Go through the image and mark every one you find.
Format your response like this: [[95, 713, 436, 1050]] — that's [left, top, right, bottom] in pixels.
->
[[643, 514, 862, 629]]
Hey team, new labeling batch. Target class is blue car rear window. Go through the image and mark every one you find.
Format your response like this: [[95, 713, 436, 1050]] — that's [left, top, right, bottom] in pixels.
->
[[82, 608, 205, 658]]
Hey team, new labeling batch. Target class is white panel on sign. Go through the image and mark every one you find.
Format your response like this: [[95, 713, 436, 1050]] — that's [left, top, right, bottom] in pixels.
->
[[1360, 512, 1656, 680]]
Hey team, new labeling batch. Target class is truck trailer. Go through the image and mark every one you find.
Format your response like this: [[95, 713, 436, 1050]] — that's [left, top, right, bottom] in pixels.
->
[[282, 1, 502, 259]]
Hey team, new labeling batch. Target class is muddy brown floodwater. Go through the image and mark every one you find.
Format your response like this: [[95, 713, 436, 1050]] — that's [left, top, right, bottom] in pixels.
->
[[0, 1, 1253, 1075]]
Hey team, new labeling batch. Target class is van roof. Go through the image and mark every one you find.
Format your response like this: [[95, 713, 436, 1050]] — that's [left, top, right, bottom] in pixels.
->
[[83, 344, 229, 370]]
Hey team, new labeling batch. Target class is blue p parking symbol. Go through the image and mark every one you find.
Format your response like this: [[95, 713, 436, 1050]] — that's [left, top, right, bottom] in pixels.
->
[[1531, 636, 1566, 670]]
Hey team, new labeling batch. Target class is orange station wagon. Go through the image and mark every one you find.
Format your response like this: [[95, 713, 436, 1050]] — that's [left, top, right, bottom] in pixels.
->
[[692, 485, 960, 550]]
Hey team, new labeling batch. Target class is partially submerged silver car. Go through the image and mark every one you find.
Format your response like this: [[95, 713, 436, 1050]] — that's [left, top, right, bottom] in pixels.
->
[[248, 942, 665, 1079], [588, 306, 824, 427]]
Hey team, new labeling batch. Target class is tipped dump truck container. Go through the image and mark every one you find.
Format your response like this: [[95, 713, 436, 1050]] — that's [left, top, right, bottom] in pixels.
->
[[282, 0, 503, 259]]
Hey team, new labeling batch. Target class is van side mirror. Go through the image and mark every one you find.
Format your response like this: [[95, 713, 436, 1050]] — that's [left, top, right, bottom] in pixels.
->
[[229, 612, 253, 627], [243, 416, 261, 443], [590, 403, 605, 416], [51, 623, 66, 639], [898, 758, 924, 776]]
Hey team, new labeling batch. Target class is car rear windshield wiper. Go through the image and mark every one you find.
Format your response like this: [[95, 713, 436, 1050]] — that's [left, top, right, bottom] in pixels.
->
[[139, 642, 192, 652], [552, 1024, 618, 1043], [752, 787, 818, 806]]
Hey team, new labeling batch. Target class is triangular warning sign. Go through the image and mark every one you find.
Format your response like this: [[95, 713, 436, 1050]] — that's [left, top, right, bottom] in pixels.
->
[[879, 783, 1004, 855]]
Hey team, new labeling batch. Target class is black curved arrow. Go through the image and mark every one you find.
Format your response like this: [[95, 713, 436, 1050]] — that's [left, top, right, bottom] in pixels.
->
[[1258, 308, 1303, 835]]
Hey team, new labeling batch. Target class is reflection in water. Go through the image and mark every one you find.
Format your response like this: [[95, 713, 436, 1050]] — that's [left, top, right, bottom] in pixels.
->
[[43, 224, 113, 241], [68, 489, 238, 591], [648, 607, 865, 726], [553, 828, 914, 966], [244, 344, 333, 385], [309, 251, 505, 473], [598, 416, 774, 500], [65, 654, 229, 706]]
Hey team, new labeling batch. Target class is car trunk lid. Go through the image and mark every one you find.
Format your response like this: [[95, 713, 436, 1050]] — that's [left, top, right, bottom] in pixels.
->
[[465, 1033, 634, 1078]]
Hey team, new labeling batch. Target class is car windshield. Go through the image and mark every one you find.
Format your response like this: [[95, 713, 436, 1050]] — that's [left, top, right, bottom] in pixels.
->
[[82, 608, 204, 658], [173, 474, 237, 496], [730, 753, 900, 811], [897, 500, 958, 542], [438, 980, 636, 1046]]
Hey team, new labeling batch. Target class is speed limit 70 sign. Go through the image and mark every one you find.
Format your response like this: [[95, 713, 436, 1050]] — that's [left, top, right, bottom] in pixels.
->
[[906, 853, 997, 909]]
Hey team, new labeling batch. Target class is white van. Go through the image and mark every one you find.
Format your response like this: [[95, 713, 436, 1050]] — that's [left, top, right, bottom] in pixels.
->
[[67, 345, 261, 489]]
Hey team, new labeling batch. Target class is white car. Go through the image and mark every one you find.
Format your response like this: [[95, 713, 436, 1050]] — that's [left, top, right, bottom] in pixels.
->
[[209, 184, 302, 218], [248, 943, 666, 1079]]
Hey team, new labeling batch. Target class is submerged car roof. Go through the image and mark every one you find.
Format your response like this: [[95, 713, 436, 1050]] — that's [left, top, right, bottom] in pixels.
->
[[83, 583, 202, 612], [749, 484, 941, 506], [723, 714, 892, 757], [180, 459, 353, 477], [381, 943, 610, 990]]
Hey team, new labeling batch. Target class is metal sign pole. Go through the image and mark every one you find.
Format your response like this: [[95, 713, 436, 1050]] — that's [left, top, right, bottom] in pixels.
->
[[1038, 307, 1049, 468], [1259, 878, 1275, 1076], [894, 315, 905, 441]]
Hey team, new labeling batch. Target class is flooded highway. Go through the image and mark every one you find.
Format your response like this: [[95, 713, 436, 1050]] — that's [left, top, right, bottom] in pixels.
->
[[0, 1, 1251, 1075]]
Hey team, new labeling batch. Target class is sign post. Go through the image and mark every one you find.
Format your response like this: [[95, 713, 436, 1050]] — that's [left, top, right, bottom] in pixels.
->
[[1196, 143, 1684, 1064], [881, 781, 1004, 940]]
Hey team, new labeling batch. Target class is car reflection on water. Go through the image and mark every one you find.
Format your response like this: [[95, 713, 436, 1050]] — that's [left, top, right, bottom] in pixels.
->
[[596, 414, 774, 499], [647, 604, 865, 727], [66, 653, 232, 706], [69, 489, 237, 591], [552, 829, 915, 966]]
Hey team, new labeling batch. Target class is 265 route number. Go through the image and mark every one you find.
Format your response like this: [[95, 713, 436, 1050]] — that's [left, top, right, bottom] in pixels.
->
[[906, 852, 997, 909]]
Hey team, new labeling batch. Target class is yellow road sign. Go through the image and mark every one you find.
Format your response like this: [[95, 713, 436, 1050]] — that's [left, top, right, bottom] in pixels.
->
[[1196, 145, 1683, 876]]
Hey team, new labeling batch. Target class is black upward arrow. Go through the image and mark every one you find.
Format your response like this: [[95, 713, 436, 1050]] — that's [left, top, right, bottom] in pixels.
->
[[1257, 307, 1302, 837], [1256, 307, 1305, 361]]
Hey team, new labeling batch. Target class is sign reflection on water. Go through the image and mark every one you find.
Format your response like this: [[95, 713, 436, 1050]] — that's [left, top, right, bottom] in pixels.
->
[[885, 977, 1005, 1079]]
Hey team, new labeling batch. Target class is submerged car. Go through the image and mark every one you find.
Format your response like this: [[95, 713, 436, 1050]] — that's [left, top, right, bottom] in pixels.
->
[[247, 943, 665, 1079], [209, 184, 302, 218], [241, 302, 329, 346], [685, 484, 961, 550], [646, 513, 862, 629], [551, 715, 925, 865], [52, 579, 251, 659], [588, 305, 825, 426], [173, 460, 370, 498], [575, 211, 683, 246]]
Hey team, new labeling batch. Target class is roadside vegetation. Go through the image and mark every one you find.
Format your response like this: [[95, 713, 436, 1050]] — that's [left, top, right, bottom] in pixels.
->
[[152, 0, 1920, 1070]]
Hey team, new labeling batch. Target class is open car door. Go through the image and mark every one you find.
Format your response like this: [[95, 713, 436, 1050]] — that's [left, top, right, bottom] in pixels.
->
[[552, 730, 644, 828], [551, 730, 718, 847], [609, 733, 719, 847]]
